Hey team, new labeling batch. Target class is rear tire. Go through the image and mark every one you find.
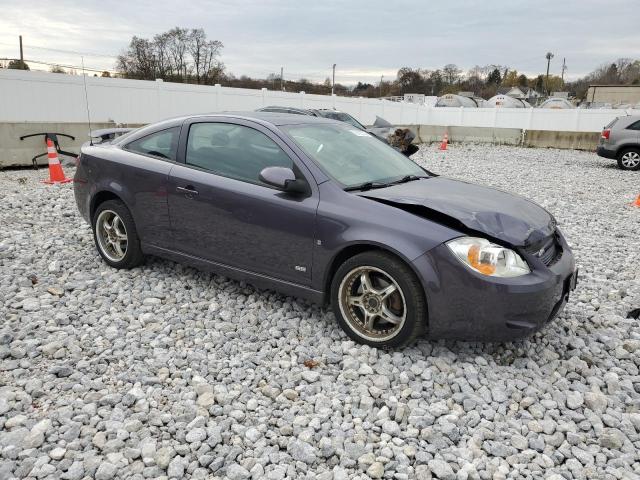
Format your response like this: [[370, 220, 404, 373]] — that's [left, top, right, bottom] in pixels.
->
[[92, 199, 144, 269], [330, 251, 426, 348], [617, 148, 640, 171]]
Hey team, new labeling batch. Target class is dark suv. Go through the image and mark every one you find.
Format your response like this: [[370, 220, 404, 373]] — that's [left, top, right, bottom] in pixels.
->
[[596, 115, 640, 170]]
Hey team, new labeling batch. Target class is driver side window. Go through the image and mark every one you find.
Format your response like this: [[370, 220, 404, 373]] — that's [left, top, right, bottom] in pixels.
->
[[185, 122, 294, 186]]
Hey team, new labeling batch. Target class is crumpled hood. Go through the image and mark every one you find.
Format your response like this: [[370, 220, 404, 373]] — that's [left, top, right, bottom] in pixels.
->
[[359, 177, 556, 247]]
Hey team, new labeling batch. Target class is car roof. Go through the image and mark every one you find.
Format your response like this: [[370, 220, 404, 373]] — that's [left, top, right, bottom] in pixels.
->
[[188, 111, 342, 126], [257, 106, 316, 115], [614, 114, 640, 126], [115, 112, 343, 145]]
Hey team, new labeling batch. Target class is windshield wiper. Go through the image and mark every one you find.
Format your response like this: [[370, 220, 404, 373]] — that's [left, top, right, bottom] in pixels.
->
[[389, 174, 426, 185], [344, 175, 426, 192], [344, 181, 389, 192]]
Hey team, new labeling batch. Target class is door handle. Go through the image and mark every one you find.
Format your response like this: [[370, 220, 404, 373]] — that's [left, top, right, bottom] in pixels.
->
[[177, 185, 199, 196]]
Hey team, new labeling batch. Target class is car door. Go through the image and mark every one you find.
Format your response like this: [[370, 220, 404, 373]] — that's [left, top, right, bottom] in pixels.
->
[[167, 118, 318, 285]]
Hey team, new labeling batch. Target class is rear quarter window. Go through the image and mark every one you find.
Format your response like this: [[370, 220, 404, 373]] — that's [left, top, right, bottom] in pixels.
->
[[124, 127, 180, 161], [626, 120, 640, 131]]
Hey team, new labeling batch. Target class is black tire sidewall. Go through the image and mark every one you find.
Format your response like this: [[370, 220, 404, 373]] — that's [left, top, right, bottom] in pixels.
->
[[330, 251, 426, 348], [92, 200, 143, 269], [617, 148, 640, 171]]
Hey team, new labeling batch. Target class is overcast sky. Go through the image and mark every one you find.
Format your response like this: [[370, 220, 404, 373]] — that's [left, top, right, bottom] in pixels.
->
[[1, 0, 638, 84]]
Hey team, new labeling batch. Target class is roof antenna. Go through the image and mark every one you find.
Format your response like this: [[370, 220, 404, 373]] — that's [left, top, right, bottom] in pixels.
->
[[81, 56, 93, 146]]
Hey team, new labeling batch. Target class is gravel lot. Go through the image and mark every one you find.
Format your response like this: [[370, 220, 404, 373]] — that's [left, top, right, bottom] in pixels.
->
[[0, 144, 639, 480]]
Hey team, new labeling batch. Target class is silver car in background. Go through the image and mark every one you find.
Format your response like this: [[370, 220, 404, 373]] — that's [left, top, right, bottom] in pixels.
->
[[596, 115, 640, 170]]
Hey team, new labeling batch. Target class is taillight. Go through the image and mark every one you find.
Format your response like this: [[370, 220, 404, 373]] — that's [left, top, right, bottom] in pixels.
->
[[601, 129, 610, 140]]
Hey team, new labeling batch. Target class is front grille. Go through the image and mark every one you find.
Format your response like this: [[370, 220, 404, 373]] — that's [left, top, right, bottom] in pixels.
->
[[525, 234, 562, 266]]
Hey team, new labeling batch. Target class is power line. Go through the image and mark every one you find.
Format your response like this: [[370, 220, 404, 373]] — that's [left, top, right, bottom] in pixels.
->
[[0, 41, 118, 59], [0, 57, 117, 74]]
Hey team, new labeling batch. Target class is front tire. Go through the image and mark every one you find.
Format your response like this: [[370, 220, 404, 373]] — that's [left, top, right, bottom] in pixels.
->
[[330, 251, 426, 348], [92, 200, 144, 269], [617, 148, 640, 171]]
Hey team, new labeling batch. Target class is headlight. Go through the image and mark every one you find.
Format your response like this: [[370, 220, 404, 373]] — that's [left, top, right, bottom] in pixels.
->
[[446, 237, 530, 277]]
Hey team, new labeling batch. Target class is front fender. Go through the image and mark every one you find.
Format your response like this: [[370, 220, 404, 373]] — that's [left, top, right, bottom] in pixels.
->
[[312, 182, 462, 293]]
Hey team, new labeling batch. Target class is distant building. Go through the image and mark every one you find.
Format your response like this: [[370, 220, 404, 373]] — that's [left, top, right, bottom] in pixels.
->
[[403, 93, 425, 104], [551, 91, 570, 99], [586, 85, 640, 105], [503, 86, 543, 103], [384, 94, 437, 106]]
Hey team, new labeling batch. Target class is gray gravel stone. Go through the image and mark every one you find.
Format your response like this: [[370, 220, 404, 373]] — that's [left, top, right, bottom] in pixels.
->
[[566, 391, 584, 410], [428, 458, 455, 479], [185, 428, 207, 443], [584, 391, 608, 412], [287, 438, 317, 464], [95, 462, 118, 480], [226, 463, 250, 480], [168, 456, 186, 478], [367, 461, 385, 478]]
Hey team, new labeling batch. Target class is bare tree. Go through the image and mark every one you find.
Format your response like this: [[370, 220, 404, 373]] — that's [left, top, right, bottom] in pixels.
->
[[189, 28, 223, 84], [117, 27, 224, 83], [153, 32, 172, 79], [189, 28, 207, 83], [166, 27, 190, 81], [117, 36, 157, 80], [200, 40, 224, 84], [442, 64, 461, 85]]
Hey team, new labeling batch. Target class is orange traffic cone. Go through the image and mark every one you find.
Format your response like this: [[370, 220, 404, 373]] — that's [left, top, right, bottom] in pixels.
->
[[633, 194, 640, 207], [43, 139, 72, 184], [439, 132, 449, 151]]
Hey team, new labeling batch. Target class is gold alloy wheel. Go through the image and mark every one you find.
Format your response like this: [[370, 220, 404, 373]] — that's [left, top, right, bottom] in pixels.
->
[[96, 210, 128, 262], [338, 265, 407, 342]]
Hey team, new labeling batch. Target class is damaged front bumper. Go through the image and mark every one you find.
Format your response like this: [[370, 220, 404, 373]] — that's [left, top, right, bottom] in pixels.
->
[[412, 235, 577, 341]]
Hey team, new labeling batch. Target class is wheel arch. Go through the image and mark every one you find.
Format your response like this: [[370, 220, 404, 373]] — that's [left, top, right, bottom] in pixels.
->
[[322, 242, 428, 306], [90, 190, 125, 222], [616, 144, 640, 158]]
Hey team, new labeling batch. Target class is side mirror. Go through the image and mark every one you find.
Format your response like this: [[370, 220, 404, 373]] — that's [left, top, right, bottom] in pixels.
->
[[259, 167, 308, 194]]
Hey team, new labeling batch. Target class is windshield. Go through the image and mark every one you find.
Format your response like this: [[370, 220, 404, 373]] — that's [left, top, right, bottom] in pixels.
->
[[319, 111, 366, 130], [283, 123, 426, 188]]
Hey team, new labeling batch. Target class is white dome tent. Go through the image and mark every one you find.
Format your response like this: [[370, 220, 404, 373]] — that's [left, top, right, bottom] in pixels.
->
[[485, 95, 532, 108], [435, 94, 480, 108], [538, 97, 574, 109]]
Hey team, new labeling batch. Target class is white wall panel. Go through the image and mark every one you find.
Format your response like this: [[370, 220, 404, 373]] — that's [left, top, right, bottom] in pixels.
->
[[0, 69, 631, 132]]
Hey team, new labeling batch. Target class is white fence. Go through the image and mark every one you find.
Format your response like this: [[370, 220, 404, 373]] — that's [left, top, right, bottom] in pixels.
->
[[0, 69, 633, 132]]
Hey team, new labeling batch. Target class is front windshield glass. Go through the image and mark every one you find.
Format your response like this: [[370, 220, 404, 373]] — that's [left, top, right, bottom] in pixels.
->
[[283, 123, 426, 188], [320, 111, 365, 130]]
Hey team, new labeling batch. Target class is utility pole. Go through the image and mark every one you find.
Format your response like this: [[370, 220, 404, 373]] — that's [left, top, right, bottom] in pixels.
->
[[331, 63, 336, 96], [19, 35, 23, 62], [545, 51, 554, 96], [561, 57, 567, 82], [280, 66, 284, 91], [379, 74, 384, 98]]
